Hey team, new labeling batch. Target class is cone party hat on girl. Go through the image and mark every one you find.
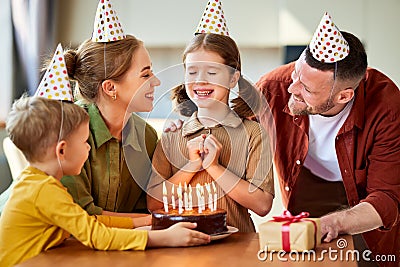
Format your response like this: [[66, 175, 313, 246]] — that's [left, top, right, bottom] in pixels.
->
[[195, 0, 229, 36], [35, 44, 73, 101], [91, 0, 126, 42], [309, 12, 349, 63]]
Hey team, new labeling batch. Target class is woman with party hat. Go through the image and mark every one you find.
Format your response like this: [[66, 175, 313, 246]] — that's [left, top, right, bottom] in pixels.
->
[[60, 0, 160, 227], [0, 44, 210, 267], [147, 0, 275, 232]]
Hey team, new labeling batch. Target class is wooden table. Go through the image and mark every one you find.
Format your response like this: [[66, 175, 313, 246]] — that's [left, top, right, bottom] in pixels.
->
[[16, 234, 357, 267]]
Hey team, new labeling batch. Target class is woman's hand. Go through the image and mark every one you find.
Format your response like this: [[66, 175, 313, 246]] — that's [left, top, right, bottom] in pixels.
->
[[133, 215, 152, 228], [163, 119, 184, 132]]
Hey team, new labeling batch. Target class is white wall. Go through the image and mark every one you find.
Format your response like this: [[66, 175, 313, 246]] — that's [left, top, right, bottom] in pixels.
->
[[0, 0, 13, 122], [57, 0, 399, 87]]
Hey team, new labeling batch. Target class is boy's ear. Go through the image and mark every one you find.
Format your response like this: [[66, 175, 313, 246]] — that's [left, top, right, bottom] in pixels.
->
[[56, 141, 67, 159], [101, 79, 116, 98]]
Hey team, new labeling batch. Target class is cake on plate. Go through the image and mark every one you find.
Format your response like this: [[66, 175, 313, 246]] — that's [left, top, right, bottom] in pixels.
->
[[151, 208, 228, 235]]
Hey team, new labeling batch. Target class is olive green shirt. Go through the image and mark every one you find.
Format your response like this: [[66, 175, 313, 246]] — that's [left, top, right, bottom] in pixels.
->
[[61, 103, 158, 215]]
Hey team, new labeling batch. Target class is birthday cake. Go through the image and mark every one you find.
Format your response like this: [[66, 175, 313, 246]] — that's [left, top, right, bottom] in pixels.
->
[[151, 208, 228, 235]]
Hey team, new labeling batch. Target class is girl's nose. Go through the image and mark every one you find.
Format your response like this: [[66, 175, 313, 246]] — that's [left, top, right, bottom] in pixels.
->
[[195, 71, 208, 84]]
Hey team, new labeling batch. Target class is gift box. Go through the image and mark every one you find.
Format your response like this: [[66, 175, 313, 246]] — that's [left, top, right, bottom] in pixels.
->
[[259, 211, 321, 252]]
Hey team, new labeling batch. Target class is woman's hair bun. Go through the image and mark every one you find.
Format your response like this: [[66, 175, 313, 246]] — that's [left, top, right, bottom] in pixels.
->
[[63, 49, 78, 79]]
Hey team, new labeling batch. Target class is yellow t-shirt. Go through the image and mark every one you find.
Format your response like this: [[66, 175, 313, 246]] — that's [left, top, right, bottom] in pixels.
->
[[0, 166, 148, 267]]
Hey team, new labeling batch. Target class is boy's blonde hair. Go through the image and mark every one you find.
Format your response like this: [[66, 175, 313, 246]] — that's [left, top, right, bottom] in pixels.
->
[[6, 96, 89, 162]]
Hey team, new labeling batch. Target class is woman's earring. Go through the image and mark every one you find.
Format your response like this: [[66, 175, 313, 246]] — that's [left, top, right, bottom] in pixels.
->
[[112, 94, 117, 101]]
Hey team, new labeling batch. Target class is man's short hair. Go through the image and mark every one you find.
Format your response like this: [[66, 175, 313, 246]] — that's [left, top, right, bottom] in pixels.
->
[[305, 31, 368, 83]]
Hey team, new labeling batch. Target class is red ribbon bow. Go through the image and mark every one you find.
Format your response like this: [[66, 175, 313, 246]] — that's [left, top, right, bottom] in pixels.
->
[[272, 210, 310, 222], [271, 210, 317, 252]]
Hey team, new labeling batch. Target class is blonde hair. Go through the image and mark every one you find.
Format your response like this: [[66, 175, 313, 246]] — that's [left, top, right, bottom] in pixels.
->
[[172, 33, 261, 118], [6, 96, 89, 162], [64, 35, 143, 103]]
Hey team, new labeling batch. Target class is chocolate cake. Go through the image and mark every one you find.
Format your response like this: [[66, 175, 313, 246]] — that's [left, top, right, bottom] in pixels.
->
[[151, 208, 228, 235]]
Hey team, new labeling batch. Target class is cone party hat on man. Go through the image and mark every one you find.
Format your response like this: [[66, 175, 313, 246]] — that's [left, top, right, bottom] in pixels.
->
[[195, 0, 229, 36], [309, 12, 349, 63], [92, 0, 126, 42], [35, 44, 73, 101]]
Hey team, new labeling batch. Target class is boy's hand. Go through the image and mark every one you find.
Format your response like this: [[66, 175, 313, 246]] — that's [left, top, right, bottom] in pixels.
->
[[164, 222, 211, 246], [147, 222, 210, 247]]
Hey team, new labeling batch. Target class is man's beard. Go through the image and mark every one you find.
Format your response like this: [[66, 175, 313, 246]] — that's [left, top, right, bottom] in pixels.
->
[[288, 94, 335, 115]]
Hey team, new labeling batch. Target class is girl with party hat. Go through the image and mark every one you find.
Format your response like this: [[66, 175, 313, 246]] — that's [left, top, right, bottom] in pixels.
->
[[60, 0, 160, 227], [147, 0, 275, 232], [0, 44, 210, 267]]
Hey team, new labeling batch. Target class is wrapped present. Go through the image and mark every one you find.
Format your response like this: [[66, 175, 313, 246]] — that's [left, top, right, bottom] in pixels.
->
[[259, 210, 321, 252]]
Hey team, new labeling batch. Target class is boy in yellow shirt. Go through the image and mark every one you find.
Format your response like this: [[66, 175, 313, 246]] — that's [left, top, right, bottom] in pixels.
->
[[0, 44, 210, 266], [0, 96, 210, 266]]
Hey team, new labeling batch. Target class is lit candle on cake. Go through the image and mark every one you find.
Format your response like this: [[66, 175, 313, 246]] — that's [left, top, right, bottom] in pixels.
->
[[196, 183, 202, 213], [177, 183, 183, 214], [205, 183, 212, 211], [184, 182, 188, 210], [188, 184, 193, 210], [171, 184, 176, 209], [212, 181, 217, 211], [200, 185, 205, 211], [162, 182, 169, 212]]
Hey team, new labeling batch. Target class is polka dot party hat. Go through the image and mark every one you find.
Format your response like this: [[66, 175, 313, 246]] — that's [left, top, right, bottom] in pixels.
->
[[35, 44, 73, 101], [91, 0, 125, 42], [195, 0, 229, 36], [309, 12, 349, 63]]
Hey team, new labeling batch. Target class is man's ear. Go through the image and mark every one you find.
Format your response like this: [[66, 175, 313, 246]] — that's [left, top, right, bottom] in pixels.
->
[[336, 88, 355, 104], [56, 140, 67, 160], [229, 71, 240, 88], [101, 79, 116, 98]]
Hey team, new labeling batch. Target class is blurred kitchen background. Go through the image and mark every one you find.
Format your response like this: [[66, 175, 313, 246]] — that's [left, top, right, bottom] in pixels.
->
[[0, 0, 399, 228]]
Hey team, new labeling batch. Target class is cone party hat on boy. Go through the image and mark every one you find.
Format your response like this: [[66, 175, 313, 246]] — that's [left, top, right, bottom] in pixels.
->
[[309, 12, 349, 63], [35, 44, 73, 101], [92, 0, 126, 42], [195, 0, 229, 36]]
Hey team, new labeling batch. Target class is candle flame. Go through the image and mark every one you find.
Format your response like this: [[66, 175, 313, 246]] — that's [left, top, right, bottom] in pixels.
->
[[205, 182, 211, 193], [212, 181, 216, 192], [163, 181, 167, 195], [196, 183, 201, 192]]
